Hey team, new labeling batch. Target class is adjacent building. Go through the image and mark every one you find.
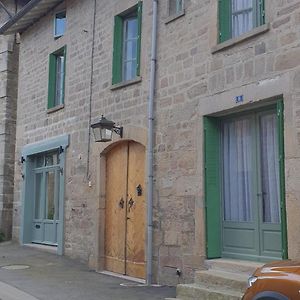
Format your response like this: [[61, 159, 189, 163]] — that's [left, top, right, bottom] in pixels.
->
[[0, 0, 300, 287], [0, 0, 19, 241]]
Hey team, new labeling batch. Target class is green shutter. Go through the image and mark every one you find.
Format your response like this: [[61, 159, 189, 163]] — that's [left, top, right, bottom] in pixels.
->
[[136, 1, 143, 77], [48, 53, 56, 109], [218, 0, 231, 43], [112, 15, 123, 85], [204, 117, 221, 258], [259, 0, 265, 25], [277, 100, 288, 259], [62, 46, 67, 105]]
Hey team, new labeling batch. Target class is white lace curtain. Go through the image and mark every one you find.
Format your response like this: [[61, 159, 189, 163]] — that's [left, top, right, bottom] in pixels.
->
[[260, 114, 280, 223], [232, 0, 254, 38], [222, 118, 253, 222], [222, 114, 280, 224]]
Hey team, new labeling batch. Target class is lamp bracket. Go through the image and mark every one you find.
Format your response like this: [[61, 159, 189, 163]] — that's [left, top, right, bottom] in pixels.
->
[[113, 126, 123, 138]]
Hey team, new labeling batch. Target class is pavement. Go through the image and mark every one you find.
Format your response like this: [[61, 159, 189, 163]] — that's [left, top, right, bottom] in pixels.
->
[[0, 242, 175, 300]]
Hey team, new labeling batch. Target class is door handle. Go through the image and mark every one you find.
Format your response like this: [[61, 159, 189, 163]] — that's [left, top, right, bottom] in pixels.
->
[[118, 198, 124, 209]]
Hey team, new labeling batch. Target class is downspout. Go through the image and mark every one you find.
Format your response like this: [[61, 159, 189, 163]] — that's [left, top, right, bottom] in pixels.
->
[[86, 0, 97, 179], [146, 0, 158, 286]]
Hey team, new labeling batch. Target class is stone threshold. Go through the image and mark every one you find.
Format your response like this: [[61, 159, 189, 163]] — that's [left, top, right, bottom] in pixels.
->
[[23, 243, 57, 254], [98, 270, 146, 284]]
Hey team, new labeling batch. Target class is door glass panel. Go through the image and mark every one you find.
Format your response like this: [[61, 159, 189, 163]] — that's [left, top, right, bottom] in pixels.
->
[[34, 173, 43, 219], [222, 118, 254, 222], [260, 113, 280, 223], [56, 170, 60, 220], [46, 171, 55, 220], [36, 156, 44, 168], [45, 152, 59, 166]]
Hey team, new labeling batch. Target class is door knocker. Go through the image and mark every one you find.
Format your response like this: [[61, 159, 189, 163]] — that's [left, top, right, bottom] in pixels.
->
[[128, 198, 135, 212], [118, 197, 124, 209]]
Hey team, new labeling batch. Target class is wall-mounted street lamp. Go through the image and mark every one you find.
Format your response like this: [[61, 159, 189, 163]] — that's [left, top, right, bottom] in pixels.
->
[[91, 115, 123, 142]]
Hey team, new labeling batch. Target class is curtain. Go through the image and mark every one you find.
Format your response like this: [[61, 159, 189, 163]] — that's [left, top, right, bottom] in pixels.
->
[[222, 118, 253, 222], [260, 114, 280, 223], [231, 0, 253, 38]]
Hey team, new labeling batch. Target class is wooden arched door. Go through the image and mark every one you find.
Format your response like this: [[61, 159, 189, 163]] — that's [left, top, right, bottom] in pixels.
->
[[105, 141, 146, 279]]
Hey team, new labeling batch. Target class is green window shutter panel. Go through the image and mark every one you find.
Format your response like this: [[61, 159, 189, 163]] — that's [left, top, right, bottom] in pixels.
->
[[259, 0, 265, 25], [277, 100, 288, 259], [218, 0, 231, 43], [136, 1, 143, 77], [112, 15, 123, 85], [48, 53, 56, 109], [204, 117, 221, 259], [62, 46, 67, 105]]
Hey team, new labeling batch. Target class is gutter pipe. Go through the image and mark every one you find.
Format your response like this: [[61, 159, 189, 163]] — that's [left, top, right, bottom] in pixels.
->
[[146, 0, 158, 286]]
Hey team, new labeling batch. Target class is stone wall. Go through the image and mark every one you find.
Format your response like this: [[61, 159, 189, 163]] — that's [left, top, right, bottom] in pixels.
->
[[0, 0, 18, 240], [12, 0, 300, 285]]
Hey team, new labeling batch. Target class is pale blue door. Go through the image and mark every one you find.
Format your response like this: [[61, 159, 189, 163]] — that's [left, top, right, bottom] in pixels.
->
[[32, 151, 60, 245]]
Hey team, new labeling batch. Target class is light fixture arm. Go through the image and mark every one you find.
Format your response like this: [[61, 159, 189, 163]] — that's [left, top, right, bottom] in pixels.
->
[[113, 126, 123, 138]]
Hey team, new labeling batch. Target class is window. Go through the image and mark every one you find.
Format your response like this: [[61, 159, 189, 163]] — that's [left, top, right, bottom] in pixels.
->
[[169, 0, 184, 16], [54, 11, 66, 38], [112, 2, 142, 85], [48, 46, 66, 109], [218, 0, 265, 43]]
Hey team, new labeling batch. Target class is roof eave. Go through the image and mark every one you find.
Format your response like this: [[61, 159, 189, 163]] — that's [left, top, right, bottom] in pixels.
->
[[0, 0, 64, 35]]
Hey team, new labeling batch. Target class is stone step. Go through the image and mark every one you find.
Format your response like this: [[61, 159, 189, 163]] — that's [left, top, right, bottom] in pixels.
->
[[194, 269, 248, 293], [205, 258, 263, 276], [177, 283, 243, 300]]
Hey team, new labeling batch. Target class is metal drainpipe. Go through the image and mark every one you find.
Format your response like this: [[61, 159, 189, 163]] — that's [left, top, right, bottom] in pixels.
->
[[146, 0, 158, 286]]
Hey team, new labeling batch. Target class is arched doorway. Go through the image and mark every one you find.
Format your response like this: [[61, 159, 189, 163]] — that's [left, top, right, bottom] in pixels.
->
[[105, 141, 146, 279]]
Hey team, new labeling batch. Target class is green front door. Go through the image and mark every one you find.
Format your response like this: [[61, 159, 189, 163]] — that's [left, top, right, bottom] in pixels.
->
[[205, 103, 287, 261], [221, 110, 281, 260], [32, 151, 61, 246]]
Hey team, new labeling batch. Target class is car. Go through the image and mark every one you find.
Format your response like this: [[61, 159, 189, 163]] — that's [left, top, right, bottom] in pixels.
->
[[243, 260, 300, 300]]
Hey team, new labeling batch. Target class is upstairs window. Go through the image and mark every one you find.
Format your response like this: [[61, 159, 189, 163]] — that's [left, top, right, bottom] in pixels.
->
[[54, 11, 66, 38], [48, 46, 66, 109], [112, 2, 142, 85], [169, 0, 184, 16], [219, 0, 265, 43]]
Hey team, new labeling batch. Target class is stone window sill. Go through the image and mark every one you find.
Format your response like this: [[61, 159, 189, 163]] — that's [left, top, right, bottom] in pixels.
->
[[47, 104, 64, 114], [110, 77, 142, 90], [211, 23, 270, 54], [165, 10, 185, 24]]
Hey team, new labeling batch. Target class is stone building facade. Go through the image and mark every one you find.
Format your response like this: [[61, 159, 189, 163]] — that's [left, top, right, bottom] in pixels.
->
[[1, 0, 300, 286], [0, 0, 19, 240]]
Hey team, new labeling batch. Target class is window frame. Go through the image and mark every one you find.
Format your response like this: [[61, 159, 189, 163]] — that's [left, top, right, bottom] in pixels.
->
[[48, 46, 67, 110], [122, 14, 139, 82], [112, 1, 142, 86], [218, 0, 265, 43], [53, 10, 66, 38]]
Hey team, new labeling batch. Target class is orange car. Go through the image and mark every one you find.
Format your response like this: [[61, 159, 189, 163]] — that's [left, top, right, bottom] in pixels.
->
[[243, 260, 300, 300]]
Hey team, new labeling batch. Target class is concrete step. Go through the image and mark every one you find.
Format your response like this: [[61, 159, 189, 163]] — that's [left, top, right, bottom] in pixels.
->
[[194, 269, 248, 293], [177, 283, 243, 300], [205, 258, 263, 276]]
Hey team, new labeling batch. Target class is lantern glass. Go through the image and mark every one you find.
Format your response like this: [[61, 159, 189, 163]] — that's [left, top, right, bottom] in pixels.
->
[[100, 128, 113, 142]]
